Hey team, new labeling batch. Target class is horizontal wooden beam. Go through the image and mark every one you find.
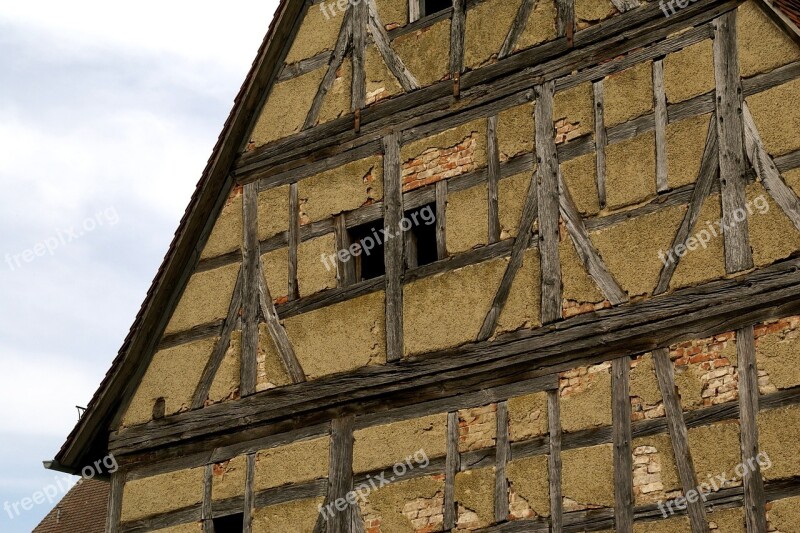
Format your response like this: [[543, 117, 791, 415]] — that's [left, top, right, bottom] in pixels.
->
[[112, 257, 800, 457]]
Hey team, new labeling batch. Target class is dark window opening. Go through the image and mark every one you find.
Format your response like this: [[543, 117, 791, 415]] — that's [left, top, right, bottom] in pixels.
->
[[348, 221, 387, 282], [213, 513, 244, 533], [423, 0, 454, 16], [405, 203, 438, 269]]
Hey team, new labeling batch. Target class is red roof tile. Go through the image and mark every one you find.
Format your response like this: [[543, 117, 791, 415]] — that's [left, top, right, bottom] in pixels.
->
[[33, 479, 108, 533]]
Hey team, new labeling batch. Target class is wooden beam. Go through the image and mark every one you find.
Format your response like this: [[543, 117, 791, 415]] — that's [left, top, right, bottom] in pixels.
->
[[352, 0, 368, 111], [289, 182, 300, 300], [241, 183, 260, 398], [367, 0, 420, 92], [278, 51, 332, 82], [409, 0, 421, 23], [654, 115, 719, 295], [558, 171, 627, 305], [652, 348, 709, 533], [557, 0, 576, 45], [499, 0, 536, 58], [450, 0, 466, 80], [335, 214, 356, 287], [495, 401, 510, 522], [243, 453, 256, 533], [328, 416, 355, 533], [547, 389, 563, 533], [653, 59, 669, 193], [106, 469, 124, 533], [257, 260, 306, 383], [593, 80, 608, 209], [743, 102, 800, 230], [110, 257, 800, 456], [736, 325, 768, 532], [477, 171, 538, 340], [305, 9, 353, 129], [383, 132, 404, 362], [612, 357, 634, 533], [192, 267, 243, 410], [488, 115, 501, 243], [535, 81, 563, 324], [714, 10, 753, 273], [444, 411, 460, 530], [202, 463, 215, 533], [436, 180, 448, 259]]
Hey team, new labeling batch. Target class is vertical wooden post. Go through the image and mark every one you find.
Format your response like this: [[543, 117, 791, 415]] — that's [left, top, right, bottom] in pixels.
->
[[335, 214, 356, 287], [243, 453, 256, 533], [351, 0, 368, 112], [495, 401, 510, 523], [547, 389, 563, 533], [556, 0, 575, 46], [328, 416, 356, 533], [535, 81, 562, 324], [450, 0, 466, 95], [409, 0, 421, 22], [202, 463, 215, 533], [488, 116, 501, 244], [384, 133, 404, 362], [593, 80, 607, 209], [444, 411, 461, 530], [288, 182, 300, 300], [653, 59, 669, 193], [241, 183, 259, 397], [737, 325, 768, 532], [435, 180, 448, 260], [653, 348, 709, 533], [106, 468, 124, 533], [612, 357, 634, 533], [714, 11, 753, 274]]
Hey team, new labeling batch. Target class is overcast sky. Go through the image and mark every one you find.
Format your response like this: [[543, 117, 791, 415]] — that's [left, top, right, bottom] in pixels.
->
[[0, 1, 279, 529]]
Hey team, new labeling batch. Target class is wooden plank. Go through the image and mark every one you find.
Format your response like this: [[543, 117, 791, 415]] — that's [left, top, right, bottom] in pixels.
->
[[547, 389, 563, 533], [444, 411, 460, 530], [383, 132, 404, 362], [652, 348, 709, 533], [335, 214, 356, 286], [289, 182, 300, 300], [305, 9, 353, 129], [352, 0, 368, 111], [488, 115, 501, 243], [106, 469, 124, 533], [243, 453, 256, 533], [477, 171, 538, 340], [436, 180, 448, 259], [241, 183, 260, 398], [495, 401, 510, 522], [450, 0, 466, 77], [328, 416, 355, 533], [653, 59, 669, 193], [535, 81, 563, 324], [111, 257, 800, 456], [714, 11, 753, 274], [257, 260, 306, 383], [654, 115, 719, 295], [192, 268, 243, 410], [612, 357, 633, 533], [593, 80, 607, 208], [367, 0, 420, 92], [743, 102, 800, 230], [499, 0, 536, 58], [736, 325, 768, 532], [558, 171, 627, 305]]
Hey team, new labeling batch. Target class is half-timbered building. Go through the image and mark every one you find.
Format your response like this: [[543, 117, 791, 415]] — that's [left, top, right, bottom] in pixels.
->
[[51, 0, 800, 531]]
